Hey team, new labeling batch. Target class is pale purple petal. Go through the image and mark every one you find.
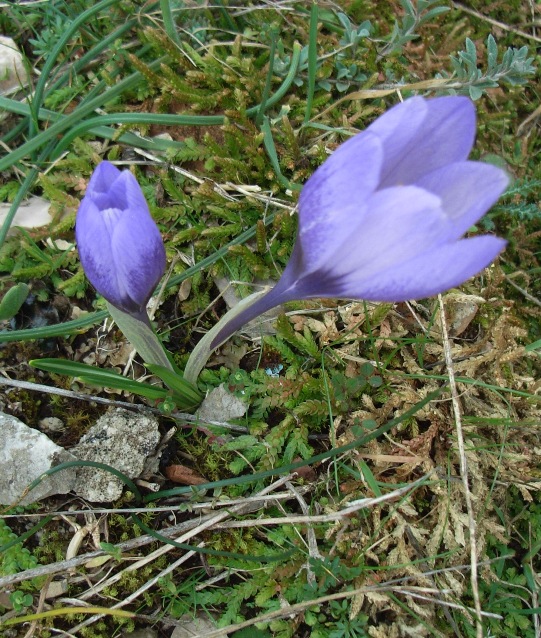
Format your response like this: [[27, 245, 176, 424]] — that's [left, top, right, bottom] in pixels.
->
[[107, 170, 150, 214], [415, 161, 509, 238], [76, 161, 166, 314], [76, 198, 125, 307], [306, 236, 507, 302], [85, 161, 123, 210], [325, 186, 451, 278], [199, 96, 510, 352], [297, 133, 382, 271], [111, 207, 166, 310], [210, 233, 506, 349], [86, 161, 121, 196], [371, 96, 476, 187]]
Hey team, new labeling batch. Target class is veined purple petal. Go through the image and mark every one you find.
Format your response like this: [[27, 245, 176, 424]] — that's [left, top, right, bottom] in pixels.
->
[[415, 161, 509, 238], [111, 206, 166, 310], [86, 161, 122, 196], [76, 198, 126, 309], [371, 96, 476, 187], [297, 133, 382, 271], [85, 161, 123, 211], [197, 97, 509, 356], [108, 170, 150, 214], [325, 185, 452, 279], [302, 235, 507, 302], [76, 161, 166, 314]]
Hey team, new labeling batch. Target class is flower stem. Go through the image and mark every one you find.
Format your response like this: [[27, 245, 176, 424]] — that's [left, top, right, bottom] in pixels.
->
[[183, 289, 280, 384], [106, 302, 174, 372]]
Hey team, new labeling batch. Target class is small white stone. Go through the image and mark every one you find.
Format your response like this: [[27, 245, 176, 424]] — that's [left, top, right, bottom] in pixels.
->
[[0, 196, 52, 237], [39, 417, 65, 433], [0, 36, 29, 94], [0, 413, 77, 505], [197, 383, 247, 422]]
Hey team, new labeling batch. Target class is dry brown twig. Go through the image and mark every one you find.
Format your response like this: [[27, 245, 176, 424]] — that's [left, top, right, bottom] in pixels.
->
[[182, 582, 502, 638], [438, 293, 483, 638], [0, 484, 307, 589], [451, 1, 541, 44], [57, 475, 299, 634]]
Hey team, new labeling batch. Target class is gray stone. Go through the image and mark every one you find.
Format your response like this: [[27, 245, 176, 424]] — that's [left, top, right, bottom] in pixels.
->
[[0, 413, 77, 505], [171, 614, 217, 637], [197, 383, 247, 423], [71, 408, 160, 502]]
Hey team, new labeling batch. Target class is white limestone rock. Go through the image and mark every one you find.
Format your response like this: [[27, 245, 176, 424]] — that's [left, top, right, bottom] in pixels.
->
[[0, 196, 52, 236], [71, 408, 160, 502], [0, 413, 77, 505], [0, 36, 29, 95], [196, 383, 247, 423]]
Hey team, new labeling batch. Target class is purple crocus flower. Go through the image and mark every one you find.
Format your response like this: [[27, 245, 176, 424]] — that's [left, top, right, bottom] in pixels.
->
[[211, 96, 508, 348], [76, 161, 166, 318]]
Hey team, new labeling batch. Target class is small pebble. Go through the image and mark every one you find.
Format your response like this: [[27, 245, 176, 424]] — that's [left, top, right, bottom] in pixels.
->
[[39, 416, 65, 432]]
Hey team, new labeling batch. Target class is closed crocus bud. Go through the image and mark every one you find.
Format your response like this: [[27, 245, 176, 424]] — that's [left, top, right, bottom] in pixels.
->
[[76, 161, 166, 317], [209, 96, 509, 349]]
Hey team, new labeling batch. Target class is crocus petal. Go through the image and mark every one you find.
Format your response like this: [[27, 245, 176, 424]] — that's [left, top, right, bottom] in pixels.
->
[[86, 161, 121, 197], [371, 96, 476, 187], [107, 170, 150, 215], [188, 96, 510, 359], [306, 235, 506, 302], [297, 133, 382, 271], [324, 185, 451, 280], [76, 161, 166, 314], [76, 198, 126, 306], [415, 161, 509, 238], [111, 207, 166, 310], [85, 162, 124, 211]]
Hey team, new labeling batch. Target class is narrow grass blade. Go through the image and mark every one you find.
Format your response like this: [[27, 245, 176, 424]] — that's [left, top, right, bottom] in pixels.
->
[[0, 310, 108, 343], [29, 358, 169, 401], [145, 363, 203, 408], [304, 2, 319, 123]]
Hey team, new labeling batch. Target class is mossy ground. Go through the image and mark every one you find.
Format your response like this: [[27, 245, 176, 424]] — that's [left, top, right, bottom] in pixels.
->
[[0, 1, 540, 637]]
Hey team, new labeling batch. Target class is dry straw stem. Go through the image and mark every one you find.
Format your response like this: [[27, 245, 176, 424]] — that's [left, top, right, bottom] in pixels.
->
[[68, 545, 202, 635], [504, 273, 541, 308], [50, 475, 300, 634], [70, 475, 430, 634], [438, 293, 483, 638], [451, 1, 541, 44], [284, 479, 322, 583], [179, 583, 502, 638], [77, 475, 296, 601], [311, 79, 476, 125], [212, 473, 433, 528], [0, 376, 248, 432], [0, 480, 306, 589], [132, 147, 295, 212], [0, 491, 301, 519], [21, 573, 53, 638]]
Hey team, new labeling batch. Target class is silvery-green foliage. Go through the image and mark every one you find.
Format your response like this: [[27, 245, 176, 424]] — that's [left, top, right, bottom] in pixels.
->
[[381, 0, 450, 55], [444, 35, 536, 100]]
